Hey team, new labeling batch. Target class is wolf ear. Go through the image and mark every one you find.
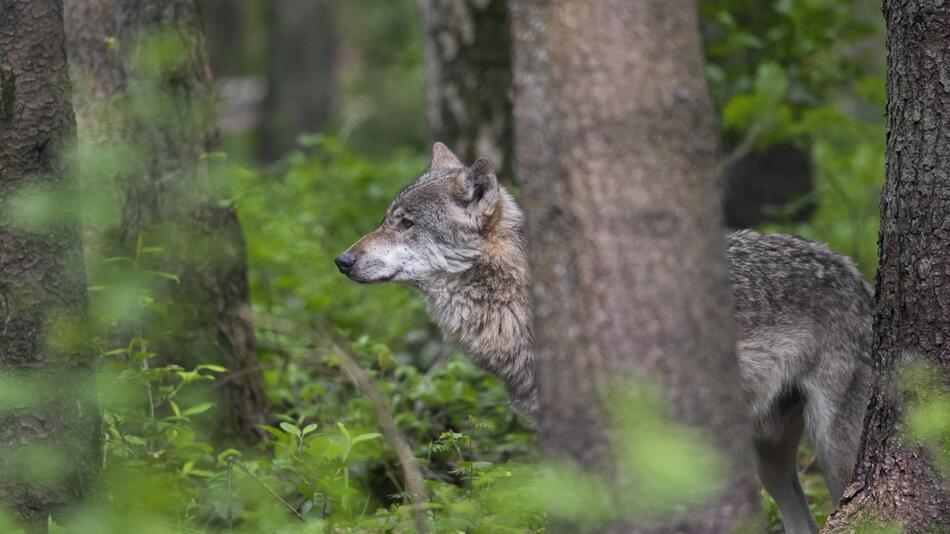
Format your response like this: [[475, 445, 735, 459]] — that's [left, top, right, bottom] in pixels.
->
[[456, 157, 499, 213], [431, 142, 464, 171]]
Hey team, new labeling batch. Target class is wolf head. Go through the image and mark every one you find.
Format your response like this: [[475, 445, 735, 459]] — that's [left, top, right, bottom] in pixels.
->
[[336, 143, 518, 286]]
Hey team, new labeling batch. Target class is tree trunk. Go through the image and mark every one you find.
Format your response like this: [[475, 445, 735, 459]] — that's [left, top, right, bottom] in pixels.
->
[[509, 1, 761, 532], [824, 1, 950, 531], [64, 0, 269, 443], [0, 0, 99, 527], [197, 0, 252, 79], [419, 0, 514, 180], [259, 0, 337, 161]]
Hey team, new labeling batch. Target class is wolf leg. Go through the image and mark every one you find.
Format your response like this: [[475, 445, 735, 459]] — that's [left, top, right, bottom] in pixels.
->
[[755, 407, 819, 534], [802, 359, 869, 504]]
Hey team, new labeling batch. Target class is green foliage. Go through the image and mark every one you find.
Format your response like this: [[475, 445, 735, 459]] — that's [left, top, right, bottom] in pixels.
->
[[900, 362, 950, 476], [237, 135, 429, 350], [3, 138, 777, 532], [335, 0, 427, 156], [15, 140, 541, 532], [5, 2, 932, 532], [703, 0, 885, 276]]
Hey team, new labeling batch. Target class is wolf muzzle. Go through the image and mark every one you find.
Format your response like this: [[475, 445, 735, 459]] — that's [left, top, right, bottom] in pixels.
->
[[335, 252, 356, 275]]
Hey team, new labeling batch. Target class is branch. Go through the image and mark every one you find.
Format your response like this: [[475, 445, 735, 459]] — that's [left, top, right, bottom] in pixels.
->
[[329, 333, 431, 533], [714, 122, 764, 184], [230, 458, 306, 522], [244, 308, 430, 533]]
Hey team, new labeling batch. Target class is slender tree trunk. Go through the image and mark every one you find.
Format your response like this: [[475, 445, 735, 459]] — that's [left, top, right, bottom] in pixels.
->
[[509, 1, 760, 532], [197, 0, 252, 79], [64, 0, 269, 443], [259, 0, 338, 161], [419, 0, 514, 180], [0, 0, 99, 527], [824, 1, 950, 531]]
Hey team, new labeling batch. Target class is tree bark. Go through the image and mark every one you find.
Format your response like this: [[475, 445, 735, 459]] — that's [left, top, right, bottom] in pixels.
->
[[0, 0, 99, 527], [509, 1, 761, 532], [824, 1, 950, 531], [64, 0, 269, 443], [419, 0, 514, 180], [259, 0, 338, 161], [419, 0, 811, 216]]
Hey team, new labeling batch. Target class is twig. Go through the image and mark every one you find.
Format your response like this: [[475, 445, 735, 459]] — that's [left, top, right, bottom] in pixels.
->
[[214, 362, 279, 387], [158, 521, 205, 534], [213, 353, 331, 388], [243, 308, 431, 534], [230, 458, 307, 522], [382, 460, 405, 496], [414, 345, 454, 417], [330, 334, 431, 534], [227, 457, 234, 531], [423, 345, 454, 382], [714, 122, 764, 183], [142, 348, 156, 454]]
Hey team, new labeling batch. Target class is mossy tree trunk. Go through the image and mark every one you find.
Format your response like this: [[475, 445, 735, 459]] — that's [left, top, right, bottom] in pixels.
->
[[510, 0, 761, 532], [0, 0, 99, 527], [419, 0, 514, 179], [64, 0, 269, 443], [824, 1, 950, 531]]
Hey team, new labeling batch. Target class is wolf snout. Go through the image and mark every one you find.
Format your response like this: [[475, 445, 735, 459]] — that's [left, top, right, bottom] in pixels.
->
[[335, 252, 356, 275]]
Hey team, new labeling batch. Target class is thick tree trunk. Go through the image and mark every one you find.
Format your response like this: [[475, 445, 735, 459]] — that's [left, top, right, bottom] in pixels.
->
[[64, 0, 269, 443], [259, 0, 337, 161], [0, 0, 99, 527], [824, 1, 950, 531], [419, 0, 514, 180], [419, 0, 810, 215], [509, 1, 761, 532]]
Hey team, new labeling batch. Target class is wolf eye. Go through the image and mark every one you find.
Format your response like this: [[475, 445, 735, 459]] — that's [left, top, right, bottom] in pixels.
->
[[398, 218, 414, 231]]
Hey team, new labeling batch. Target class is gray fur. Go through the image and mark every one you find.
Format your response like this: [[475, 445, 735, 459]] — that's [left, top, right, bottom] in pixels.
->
[[338, 144, 872, 533]]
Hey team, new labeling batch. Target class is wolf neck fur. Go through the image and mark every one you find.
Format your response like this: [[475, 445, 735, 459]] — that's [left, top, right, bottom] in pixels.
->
[[419, 192, 538, 418]]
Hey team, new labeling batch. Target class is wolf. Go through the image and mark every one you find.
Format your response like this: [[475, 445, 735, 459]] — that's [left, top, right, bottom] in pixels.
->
[[336, 143, 872, 533]]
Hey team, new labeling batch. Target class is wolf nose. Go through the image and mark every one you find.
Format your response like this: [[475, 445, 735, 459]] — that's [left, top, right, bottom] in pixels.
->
[[335, 252, 355, 274]]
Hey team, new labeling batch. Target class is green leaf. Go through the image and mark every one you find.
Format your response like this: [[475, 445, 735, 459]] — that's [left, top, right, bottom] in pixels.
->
[[280, 422, 302, 437], [259, 425, 284, 440], [182, 402, 215, 416], [350, 432, 381, 446], [722, 94, 760, 130], [124, 435, 147, 446], [753, 62, 788, 104], [101, 256, 135, 265], [195, 364, 228, 373], [147, 270, 181, 284], [218, 448, 241, 461]]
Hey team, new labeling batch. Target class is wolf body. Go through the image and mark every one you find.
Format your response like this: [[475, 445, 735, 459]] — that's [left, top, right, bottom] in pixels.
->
[[336, 143, 872, 534]]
